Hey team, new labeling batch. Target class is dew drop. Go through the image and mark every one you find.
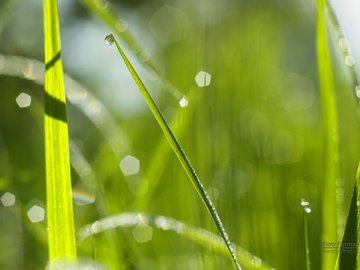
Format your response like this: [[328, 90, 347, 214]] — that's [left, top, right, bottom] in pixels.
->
[[300, 198, 309, 206], [104, 35, 114, 46], [339, 38, 351, 53], [355, 85, 360, 98], [345, 55, 355, 66], [304, 207, 311, 213]]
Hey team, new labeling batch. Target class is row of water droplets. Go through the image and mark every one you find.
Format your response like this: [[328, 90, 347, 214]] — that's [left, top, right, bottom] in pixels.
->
[[335, 26, 360, 100], [326, 4, 360, 102], [300, 199, 312, 214]]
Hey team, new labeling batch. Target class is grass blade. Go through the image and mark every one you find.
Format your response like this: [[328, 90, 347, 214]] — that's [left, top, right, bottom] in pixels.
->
[[316, 0, 341, 269], [301, 200, 312, 270], [43, 0, 77, 263], [107, 33, 241, 270], [78, 212, 272, 270]]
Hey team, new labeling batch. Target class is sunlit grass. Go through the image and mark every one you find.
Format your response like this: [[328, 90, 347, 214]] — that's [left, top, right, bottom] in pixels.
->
[[43, 0, 77, 264], [1, 0, 360, 269]]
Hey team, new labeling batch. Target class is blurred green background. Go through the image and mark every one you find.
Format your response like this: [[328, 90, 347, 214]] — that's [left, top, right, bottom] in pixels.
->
[[1, 0, 360, 269]]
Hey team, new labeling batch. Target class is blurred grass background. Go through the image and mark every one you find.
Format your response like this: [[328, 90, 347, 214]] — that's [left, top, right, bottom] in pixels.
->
[[1, 0, 360, 269]]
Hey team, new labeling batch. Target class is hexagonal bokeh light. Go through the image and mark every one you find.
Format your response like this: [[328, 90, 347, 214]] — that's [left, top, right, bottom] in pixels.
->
[[119, 155, 140, 176], [0, 192, 16, 207], [27, 205, 45, 223], [195, 71, 211, 87], [15, 92, 32, 108]]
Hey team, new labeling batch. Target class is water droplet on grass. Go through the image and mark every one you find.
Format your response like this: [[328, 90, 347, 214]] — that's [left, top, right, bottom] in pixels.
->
[[104, 35, 114, 46], [345, 55, 355, 66], [355, 85, 360, 98], [300, 199, 311, 213], [339, 38, 351, 53], [300, 199, 309, 206]]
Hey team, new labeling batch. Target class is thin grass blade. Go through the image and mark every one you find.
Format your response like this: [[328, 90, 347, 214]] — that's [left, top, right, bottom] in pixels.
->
[[301, 200, 312, 270], [107, 33, 241, 270], [43, 0, 77, 263]]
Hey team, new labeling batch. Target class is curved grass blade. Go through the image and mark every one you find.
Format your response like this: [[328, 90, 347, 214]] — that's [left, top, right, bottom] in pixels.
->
[[80, 0, 184, 100], [0, 53, 131, 158], [43, 0, 77, 263], [316, 0, 342, 269], [78, 212, 273, 270], [107, 33, 241, 270]]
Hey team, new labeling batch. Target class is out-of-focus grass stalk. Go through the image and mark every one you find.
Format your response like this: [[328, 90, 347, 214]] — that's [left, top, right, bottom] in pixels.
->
[[316, 0, 341, 269], [80, 0, 183, 100], [107, 33, 241, 270], [43, 0, 77, 264], [301, 200, 311, 270]]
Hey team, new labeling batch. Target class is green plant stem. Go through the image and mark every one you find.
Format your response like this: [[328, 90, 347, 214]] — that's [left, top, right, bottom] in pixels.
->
[[108, 34, 241, 270], [304, 210, 311, 270]]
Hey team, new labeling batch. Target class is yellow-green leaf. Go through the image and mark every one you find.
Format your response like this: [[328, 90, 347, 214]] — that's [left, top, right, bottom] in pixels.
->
[[43, 0, 77, 263]]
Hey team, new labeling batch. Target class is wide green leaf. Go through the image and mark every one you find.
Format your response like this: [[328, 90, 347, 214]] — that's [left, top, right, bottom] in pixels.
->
[[43, 0, 77, 263]]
